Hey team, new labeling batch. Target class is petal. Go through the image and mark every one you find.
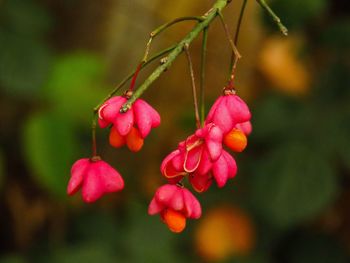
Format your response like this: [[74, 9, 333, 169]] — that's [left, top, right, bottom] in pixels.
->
[[67, 158, 89, 195], [189, 173, 212, 193], [114, 107, 134, 136], [99, 96, 124, 124], [184, 145, 203, 173], [235, 121, 252, 136], [182, 188, 201, 219], [205, 96, 224, 123], [133, 99, 154, 138], [98, 118, 110, 129], [226, 95, 251, 124], [212, 155, 229, 188], [223, 151, 237, 179], [212, 97, 234, 134], [81, 167, 104, 203], [161, 150, 186, 178], [148, 198, 164, 215], [196, 149, 213, 176], [92, 160, 124, 193], [170, 189, 184, 211], [155, 184, 177, 205]]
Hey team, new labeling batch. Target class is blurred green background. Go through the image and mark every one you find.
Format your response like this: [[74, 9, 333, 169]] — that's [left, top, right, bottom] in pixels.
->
[[0, 0, 349, 262]]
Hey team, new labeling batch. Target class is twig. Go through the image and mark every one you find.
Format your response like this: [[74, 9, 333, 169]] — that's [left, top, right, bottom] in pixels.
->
[[143, 16, 204, 62], [256, 0, 288, 36], [184, 44, 201, 129], [199, 27, 208, 125], [94, 44, 176, 112], [218, 11, 241, 86], [120, 0, 231, 113]]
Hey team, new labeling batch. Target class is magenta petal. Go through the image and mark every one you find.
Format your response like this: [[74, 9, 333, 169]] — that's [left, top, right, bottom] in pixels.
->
[[92, 161, 124, 192], [170, 189, 184, 211], [114, 108, 134, 136], [67, 158, 89, 195], [171, 151, 185, 171], [223, 151, 237, 179], [226, 95, 251, 124], [189, 173, 212, 193], [161, 150, 186, 178], [148, 198, 164, 215], [156, 184, 177, 204], [212, 154, 229, 188], [184, 145, 203, 173], [183, 188, 201, 219], [134, 99, 154, 138], [98, 118, 110, 129], [212, 98, 233, 134], [81, 168, 104, 203], [99, 96, 124, 124], [206, 96, 224, 123], [196, 149, 213, 176], [235, 121, 252, 135]]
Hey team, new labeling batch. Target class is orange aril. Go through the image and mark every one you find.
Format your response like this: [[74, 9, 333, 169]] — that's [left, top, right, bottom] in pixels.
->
[[126, 127, 144, 152], [109, 126, 125, 148], [162, 209, 186, 233], [224, 128, 247, 152]]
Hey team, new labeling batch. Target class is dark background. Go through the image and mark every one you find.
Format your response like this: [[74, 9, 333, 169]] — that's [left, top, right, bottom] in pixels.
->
[[0, 0, 349, 262]]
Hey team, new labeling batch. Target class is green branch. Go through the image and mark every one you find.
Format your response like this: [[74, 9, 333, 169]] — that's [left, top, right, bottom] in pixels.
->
[[256, 0, 288, 36], [120, 0, 231, 113]]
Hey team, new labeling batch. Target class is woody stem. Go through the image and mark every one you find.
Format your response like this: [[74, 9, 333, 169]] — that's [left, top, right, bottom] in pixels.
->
[[199, 27, 208, 125]]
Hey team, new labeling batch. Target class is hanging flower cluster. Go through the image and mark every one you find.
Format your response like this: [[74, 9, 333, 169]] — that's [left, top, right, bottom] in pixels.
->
[[65, 0, 288, 233], [150, 88, 251, 232], [67, 92, 161, 201]]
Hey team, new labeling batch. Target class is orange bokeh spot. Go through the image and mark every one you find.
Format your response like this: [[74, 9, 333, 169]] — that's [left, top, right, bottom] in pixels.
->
[[194, 206, 255, 262], [162, 209, 186, 233], [126, 127, 144, 152], [109, 126, 126, 148], [224, 128, 247, 152]]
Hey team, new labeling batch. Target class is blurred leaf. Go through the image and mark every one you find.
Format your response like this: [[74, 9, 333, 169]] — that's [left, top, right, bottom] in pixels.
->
[[0, 32, 52, 96], [268, 0, 327, 29], [250, 143, 337, 228], [251, 95, 305, 142], [0, 0, 52, 36], [122, 201, 184, 263], [22, 112, 79, 198], [319, 19, 350, 52], [289, 234, 349, 263], [0, 255, 26, 263], [51, 243, 119, 263], [72, 212, 121, 248], [44, 53, 106, 123], [0, 150, 4, 188]]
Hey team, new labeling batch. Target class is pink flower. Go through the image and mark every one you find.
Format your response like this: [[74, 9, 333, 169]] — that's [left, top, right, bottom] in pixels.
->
[[161, 123, 223, 180], [205, 90, 251, 134], [148, 184, 201, 233], [189, 150, 237, 192], [98, 96, 161, 151], [67, 157, 124, 203]]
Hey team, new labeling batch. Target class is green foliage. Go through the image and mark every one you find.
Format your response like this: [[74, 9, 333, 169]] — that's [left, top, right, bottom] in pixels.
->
[[0, 256, 26, 263], [44, 53, 107, 123], [0, 32, 52, 95], [0, 0, 53, 96], [250, 143, 337, 228], [269, 0, 327, 29], [22, 113, 79, 198], [289, 234, 348, 263], [0, 151, 4, 188]]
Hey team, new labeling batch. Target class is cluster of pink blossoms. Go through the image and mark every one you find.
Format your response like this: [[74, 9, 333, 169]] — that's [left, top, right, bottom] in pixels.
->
[[67, 88, 251, 233]]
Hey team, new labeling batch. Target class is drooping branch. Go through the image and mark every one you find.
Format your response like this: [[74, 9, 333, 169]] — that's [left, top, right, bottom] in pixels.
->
[[120, 0, 231, 113]]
